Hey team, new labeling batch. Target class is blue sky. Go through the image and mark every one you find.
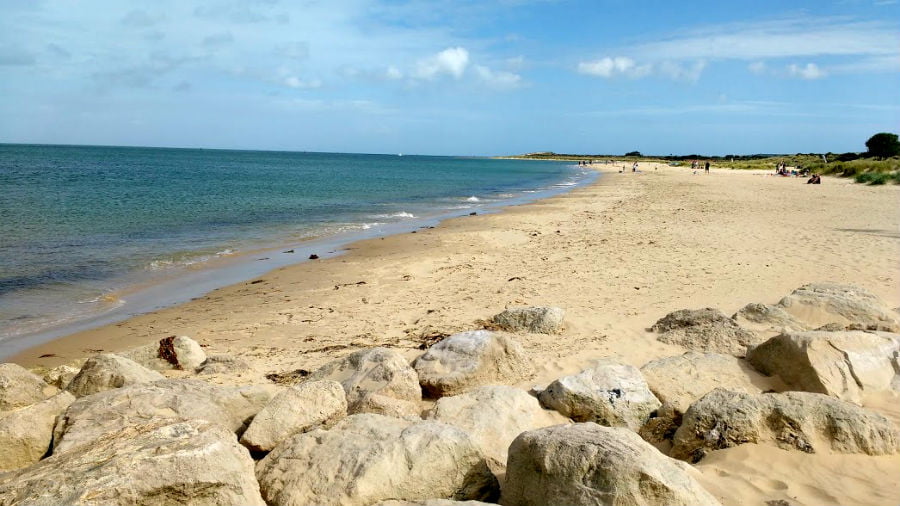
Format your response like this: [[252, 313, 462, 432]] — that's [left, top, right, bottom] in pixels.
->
[[1, 0, 898, 156]]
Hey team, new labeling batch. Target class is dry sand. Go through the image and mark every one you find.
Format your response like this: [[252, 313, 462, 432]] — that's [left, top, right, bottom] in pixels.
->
[[10, 162, 900, 505]]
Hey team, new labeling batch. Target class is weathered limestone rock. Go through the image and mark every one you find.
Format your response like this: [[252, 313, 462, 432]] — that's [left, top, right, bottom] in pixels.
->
[[732, 303, 810, 336], [747, 330, 900, 403], [414, 331, 533, 397], [671, 388, 900, 462], [65, 354, 165, 398], [375, 501, 496, 506], [256, 414, 499, 506], [121, 335, 207, 371], [640, 352, 765, 413], [0, 419, 265, 506], [425, 385, 568, 470], [308, 347, 421, 404], [41, 364, 80, 390], [0, 392, 75, 472], [776, 283, 900, 331], [638, 402, 682, 449], [195, 354, 251, 375], [54, 379, 277, 453], [652, 308, 760, 357], [503, 423, 721, 506], [538, 359, 660, 430], [491, 306, 564, 334], [0, 363, 49, 411], [349, 392, 421, 418], [240, 380, 347, 452]]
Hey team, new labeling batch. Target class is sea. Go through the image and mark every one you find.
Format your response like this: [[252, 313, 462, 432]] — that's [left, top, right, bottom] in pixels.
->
[[0, 144, 596, 357]]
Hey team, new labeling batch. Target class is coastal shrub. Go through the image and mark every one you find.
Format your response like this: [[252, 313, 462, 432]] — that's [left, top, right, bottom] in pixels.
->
[[854, 172, 875, 184], [865, 132, 900, 159]]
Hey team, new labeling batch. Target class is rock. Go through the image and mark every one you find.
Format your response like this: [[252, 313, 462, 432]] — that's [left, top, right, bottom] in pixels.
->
[[0, 419, 265, 506], [53, 379, 278, 453], [670, 388, 900, 462], [121, 335, 207, 371], [349, 392, 421, 418], [732, 303, 810, 336], [640, 352, 765, 414], [240, 380, 347, 452], [195, 354, 251, 375], [0, 392, 75, 472], [41, 364, 80, 390], [308, 347, 421, 404], [491, 306, 565, 334], [747, 330, 900, 403], [538, 359, 660, 430], [652, 308, 760, 357], [776, 283, 900, 331], [638, 402, 682, 449], [503, 423, 721, 506], [65, 353, 165, 398], [375, 501, 496, 506], [425, 385, 569, 470], [256, 414, 499, 506], [0, 363, 50, 411], [414, 331, 533, 397]]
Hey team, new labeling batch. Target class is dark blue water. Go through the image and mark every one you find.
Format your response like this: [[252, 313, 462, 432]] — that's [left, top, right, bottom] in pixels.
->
[[0, 144, 592, 343]]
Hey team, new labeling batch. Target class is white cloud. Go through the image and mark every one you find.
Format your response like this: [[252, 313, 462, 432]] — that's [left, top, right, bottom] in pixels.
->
[[658, 60, 707, 82], [414, 47, 469, 80], [787, 63, 826, 79], [748, 61, 767, 74], [577, 57, 650, 78], [578, 57, 703, 81], [284, 76, 322, 89], [385, 65, 403, 80], [474, 65, 521, 90]]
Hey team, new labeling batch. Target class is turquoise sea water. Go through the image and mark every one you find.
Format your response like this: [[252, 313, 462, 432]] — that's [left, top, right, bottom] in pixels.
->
[[0, 144, 593, 352]]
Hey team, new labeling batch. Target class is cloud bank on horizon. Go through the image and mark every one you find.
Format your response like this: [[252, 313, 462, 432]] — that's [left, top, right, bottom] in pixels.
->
[[0, 0, 898, 155]]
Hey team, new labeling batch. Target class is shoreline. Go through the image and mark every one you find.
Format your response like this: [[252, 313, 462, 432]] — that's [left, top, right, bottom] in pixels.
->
[[0, 162, 597, 362], [10, 162, 899, 373]]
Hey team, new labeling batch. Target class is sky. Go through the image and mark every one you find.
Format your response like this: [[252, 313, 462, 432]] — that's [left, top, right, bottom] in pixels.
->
[[1, 0, 898, 156]]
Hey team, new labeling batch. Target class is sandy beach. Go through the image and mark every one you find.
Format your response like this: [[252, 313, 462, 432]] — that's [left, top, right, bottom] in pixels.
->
[[9, 163, 900, 505]]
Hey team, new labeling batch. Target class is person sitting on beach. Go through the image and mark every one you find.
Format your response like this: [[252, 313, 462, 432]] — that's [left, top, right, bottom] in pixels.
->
[[807, 174, 821, 184]]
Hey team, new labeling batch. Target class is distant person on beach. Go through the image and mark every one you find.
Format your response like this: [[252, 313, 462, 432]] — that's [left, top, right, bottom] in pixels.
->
[[704, 161, 710, 174], [632, 161, 638, 172], [807, 174, 821, 184]]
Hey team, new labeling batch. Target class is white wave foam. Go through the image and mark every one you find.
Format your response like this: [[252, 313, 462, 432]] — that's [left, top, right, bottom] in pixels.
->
[[372, 212, 416, 219], [465, 196, 480, 202]]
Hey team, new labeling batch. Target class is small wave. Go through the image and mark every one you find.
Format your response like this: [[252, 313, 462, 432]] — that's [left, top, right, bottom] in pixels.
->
[[361, 222, 383, 230], [465, 196, 480, 202], [371, 212, 416, 219]]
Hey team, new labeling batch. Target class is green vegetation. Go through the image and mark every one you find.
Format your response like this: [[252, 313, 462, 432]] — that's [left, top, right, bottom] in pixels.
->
[[865, 132, 900, 159], [509, 132, 900, 185]]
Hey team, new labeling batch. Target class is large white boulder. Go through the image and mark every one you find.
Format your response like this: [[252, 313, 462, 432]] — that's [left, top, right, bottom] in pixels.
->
[[121, 335, 207, 371], [0, 419, 265, 506], [0, 392, 75, 472], [413, 331, 533, 397], [503, 423, 721, 506], [307, 347, 421, 404], [651, 308, 760, 357], [65, 353, 165, 398], [671, 388, 900, 462], [240, 380, 347, 452], [776, 283, 900, 331], [0, 363, 50, 411], [53, 379, 277, 453], [538, 359, 660, 431], [491, 307, 565, 334], [747, 330, 900, 403], [425, 385, 569, 470], [640, 352, 765, 414], [256, 414, 499, 506]]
